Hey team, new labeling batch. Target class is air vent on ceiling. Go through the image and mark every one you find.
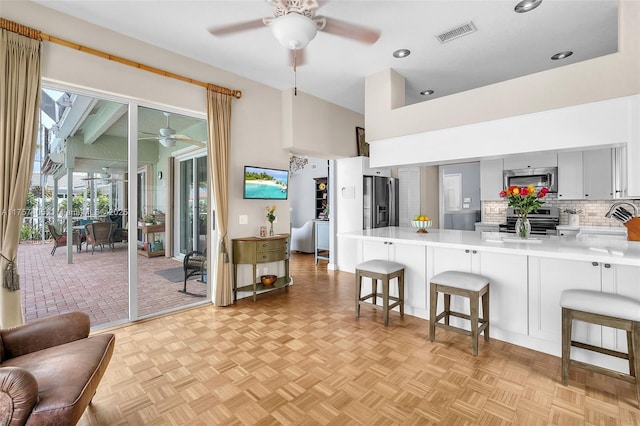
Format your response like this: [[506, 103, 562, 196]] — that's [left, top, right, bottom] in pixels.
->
[[436, 21, 477, 44]]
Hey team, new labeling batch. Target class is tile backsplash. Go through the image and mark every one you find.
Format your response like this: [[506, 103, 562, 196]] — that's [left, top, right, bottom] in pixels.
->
[[482, 195, 640, 227]]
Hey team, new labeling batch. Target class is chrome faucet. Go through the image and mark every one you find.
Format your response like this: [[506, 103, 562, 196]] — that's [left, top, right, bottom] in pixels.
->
[[605, 201, 638, 218]]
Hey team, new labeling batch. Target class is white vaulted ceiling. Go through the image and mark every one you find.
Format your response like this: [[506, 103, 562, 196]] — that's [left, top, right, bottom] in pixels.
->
[[32, 0, 619, 114]]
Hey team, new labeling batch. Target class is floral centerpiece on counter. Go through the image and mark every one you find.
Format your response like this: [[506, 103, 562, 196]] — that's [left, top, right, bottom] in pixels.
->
[[265, 205, 277, 236], [500, 185, 549, 238]]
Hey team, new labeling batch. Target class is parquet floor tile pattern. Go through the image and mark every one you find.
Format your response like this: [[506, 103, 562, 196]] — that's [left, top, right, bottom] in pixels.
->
[[79, 253, 640, 425]]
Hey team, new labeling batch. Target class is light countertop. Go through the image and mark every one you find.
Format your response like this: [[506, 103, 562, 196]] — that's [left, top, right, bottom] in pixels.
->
[[340, 227, 640, 266]]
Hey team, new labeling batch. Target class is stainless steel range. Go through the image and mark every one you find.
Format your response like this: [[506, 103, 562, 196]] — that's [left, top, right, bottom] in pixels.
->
[[499, 206, 560, 235]]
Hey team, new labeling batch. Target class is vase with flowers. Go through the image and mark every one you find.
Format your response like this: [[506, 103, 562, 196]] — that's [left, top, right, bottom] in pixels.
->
[[265, 205, 277, 236], [500, 185, 549, 238]]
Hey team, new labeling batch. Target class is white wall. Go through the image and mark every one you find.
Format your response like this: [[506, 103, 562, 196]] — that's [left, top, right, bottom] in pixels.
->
[[282, 89, 364, 158]]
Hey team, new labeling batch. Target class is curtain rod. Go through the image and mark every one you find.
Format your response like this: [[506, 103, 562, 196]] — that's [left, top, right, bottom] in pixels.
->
[[1, 18, 242, 99]]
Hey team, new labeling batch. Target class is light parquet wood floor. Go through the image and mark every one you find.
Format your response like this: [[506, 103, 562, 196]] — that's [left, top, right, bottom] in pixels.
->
[[79, 253, 640, 425]]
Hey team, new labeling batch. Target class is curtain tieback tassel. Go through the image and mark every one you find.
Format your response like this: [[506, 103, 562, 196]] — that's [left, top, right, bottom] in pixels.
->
[[0, 254, 19, 292]]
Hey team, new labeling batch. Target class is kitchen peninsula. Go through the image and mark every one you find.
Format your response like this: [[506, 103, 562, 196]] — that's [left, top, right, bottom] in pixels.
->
[[340, 227, 640, 372]]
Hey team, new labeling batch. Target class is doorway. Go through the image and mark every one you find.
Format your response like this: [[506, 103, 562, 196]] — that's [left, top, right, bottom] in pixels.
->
[[175, 154, 208, 257]]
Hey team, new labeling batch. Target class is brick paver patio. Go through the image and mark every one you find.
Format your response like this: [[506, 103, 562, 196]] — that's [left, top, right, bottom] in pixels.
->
[[17, 241, 208, 328]]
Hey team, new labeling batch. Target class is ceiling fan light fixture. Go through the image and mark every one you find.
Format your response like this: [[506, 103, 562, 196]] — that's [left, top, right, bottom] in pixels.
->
[[271, 13, 317, 50], [159, 137, 176, 148]]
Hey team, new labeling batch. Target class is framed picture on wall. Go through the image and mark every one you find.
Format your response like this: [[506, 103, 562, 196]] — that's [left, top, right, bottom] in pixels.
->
[[356, 126, 369, 157]]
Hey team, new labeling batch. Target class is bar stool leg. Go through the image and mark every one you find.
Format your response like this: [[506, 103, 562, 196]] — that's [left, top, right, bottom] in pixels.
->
[[633, 322, 640, 409], [429, 284, 437, 342], [470, 290, 479, 356], [355, 272, 362, 318], [482, 289, 490, 341], [444, 294, 451, 326], [561, 307, 572, 386], [382, 278, 390, 326], [398, 271, 405, 318], [372, 278, 377, 306]]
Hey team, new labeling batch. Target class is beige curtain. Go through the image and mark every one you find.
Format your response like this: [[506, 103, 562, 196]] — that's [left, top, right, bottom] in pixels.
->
[[206, 88, 234, 306], [0, 29, 42, 327]]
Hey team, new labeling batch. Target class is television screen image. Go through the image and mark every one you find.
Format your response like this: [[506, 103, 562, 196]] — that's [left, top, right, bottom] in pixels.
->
[[243, 166, 289, 200]]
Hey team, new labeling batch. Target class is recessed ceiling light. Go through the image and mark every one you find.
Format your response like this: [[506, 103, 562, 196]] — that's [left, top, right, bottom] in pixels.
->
[[393, 49, 411, 58], [551, 51, 573, 60], [514, 0, 542, 13], [420, 90, 434, 96]]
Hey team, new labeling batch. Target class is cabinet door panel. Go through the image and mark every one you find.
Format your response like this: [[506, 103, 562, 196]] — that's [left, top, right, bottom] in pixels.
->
[[394, 243, 427, 312], [602, 264, 640, 354], [528, 257, 601, 343], [583, 148, 613, 199], [479, 252, 528, 335], [557, 151, 583, 200]]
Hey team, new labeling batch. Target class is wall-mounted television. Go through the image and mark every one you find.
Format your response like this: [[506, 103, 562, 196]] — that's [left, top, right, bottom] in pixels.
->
[[243, 165, 289, 200]]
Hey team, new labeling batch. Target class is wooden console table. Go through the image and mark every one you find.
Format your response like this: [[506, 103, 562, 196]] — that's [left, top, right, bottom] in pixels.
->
[[232, 234, 290, 302], [137, 224, 165, 258]]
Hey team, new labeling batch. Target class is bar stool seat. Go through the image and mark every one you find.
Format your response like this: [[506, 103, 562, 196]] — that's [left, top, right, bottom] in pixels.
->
[[355, 259, 405, 327], [560, 289, 640, 408], [429, 271, 490, 356]]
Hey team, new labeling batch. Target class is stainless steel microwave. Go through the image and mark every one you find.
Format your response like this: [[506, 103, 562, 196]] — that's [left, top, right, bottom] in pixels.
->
[[503, 167, 558, 193]]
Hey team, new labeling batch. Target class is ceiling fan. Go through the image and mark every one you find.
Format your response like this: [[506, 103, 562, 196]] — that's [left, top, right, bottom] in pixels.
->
[[81, 167, 127, 183], [138, 112, 205, 148], [208, 0, 380, 65]]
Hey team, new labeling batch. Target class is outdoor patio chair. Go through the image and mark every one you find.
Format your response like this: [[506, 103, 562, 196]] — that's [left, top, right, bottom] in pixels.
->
[[47, 223, 81, 256], [85, 222, 117, 254], [181, 250, 206, 297]]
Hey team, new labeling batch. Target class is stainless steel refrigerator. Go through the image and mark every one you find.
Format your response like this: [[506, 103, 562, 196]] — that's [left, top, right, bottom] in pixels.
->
[[363, 176, 399, 229]]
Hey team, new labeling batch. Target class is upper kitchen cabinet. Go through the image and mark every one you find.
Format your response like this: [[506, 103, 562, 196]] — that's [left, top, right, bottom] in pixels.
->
[[503, 152, 557, 170], [557, 151, 584, 200], [480, 159, 504, 201], [557, 147, 627, 200], [583, 148, 615, 199]]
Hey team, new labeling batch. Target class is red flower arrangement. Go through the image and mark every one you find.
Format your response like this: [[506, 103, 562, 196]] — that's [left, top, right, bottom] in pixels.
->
[[500, 184, 549, 215], [500, 185, 549, 238]]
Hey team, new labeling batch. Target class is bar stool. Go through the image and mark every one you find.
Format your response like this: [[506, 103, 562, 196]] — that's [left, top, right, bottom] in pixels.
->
[[355, 259, 404, 326], [429, 271, 490, 356], [560, 289, 640, 408]]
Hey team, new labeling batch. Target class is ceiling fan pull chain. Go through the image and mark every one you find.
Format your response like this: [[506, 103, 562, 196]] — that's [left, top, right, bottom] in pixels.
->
[[293, 52, 297, 96]]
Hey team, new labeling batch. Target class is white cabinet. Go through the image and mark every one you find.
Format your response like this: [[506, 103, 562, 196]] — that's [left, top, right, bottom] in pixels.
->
[[557, 151, 584, 200], [362, 156, 391, 177], [503, 152, 557, 170], [528, 257, 601, 344], [428, 246, 528, 335], [557, 147, 626, 200], [361, 240, 427, 318], [528, 257, 640, 371], [583, 148, 614, 199], [480, 159, 504, 201], [398, 167, 421, 227]]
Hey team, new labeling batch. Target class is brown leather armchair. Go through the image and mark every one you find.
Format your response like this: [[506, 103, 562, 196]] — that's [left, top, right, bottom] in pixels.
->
[[0, 312, 115, 425]]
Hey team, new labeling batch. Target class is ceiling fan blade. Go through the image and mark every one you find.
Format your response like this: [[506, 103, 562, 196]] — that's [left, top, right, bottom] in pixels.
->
[[208, 19, 265, 36], [288, 48, 306, 68], [320, 17, 380, 44], [174, 134, 206, 147]]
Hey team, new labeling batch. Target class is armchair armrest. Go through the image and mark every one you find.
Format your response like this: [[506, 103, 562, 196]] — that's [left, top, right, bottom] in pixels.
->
[[1, 312, 90, 360], [0, 366, 39, 425]]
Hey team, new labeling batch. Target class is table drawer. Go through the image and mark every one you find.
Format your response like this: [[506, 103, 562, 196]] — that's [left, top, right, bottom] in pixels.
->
[[256, 249, 288, 263], [256, 239, 288, 252]]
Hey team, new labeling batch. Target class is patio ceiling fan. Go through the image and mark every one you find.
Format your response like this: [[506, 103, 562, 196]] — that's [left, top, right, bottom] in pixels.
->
[[81, 167, 127, 183], [208, 0, 380, 66], [138, 112, 205, 148]]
